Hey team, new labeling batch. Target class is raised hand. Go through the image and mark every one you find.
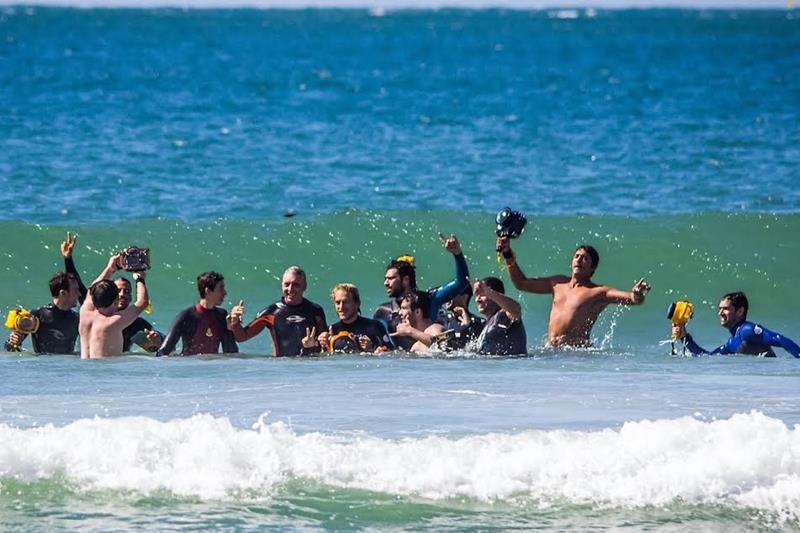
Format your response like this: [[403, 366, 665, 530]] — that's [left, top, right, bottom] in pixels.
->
[[60, 231, 77, 258], [302, 326, 318, 349]]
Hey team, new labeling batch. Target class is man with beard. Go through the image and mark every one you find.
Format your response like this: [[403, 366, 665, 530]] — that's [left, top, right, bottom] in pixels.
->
[[392, 291, 445, 353], [373, 233, 469, 350], [673, 291, 800, 358], [114, 277, 164, 353]]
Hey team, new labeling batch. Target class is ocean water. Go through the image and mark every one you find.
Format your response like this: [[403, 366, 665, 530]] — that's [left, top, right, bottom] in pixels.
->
[[2, 4, 800, 531]]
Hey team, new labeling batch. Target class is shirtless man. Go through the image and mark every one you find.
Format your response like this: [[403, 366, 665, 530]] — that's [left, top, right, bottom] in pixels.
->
[[497, 237, 650, 347], [79, 254, 149, 359], [393, 290, 445, 353]]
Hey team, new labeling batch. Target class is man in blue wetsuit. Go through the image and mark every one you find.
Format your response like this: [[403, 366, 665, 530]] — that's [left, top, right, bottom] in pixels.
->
[[373, 233, 469, 351], [672, 291, 800, 358]]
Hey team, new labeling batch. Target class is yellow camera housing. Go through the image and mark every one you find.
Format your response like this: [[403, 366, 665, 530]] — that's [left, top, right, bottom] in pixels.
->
[[667, 301, 693, 339], [4, 307, 40, 335]]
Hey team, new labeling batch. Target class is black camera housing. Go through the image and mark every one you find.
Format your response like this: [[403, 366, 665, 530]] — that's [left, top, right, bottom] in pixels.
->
[[495, 207, 527, 239], [119, 246, 151, 272]]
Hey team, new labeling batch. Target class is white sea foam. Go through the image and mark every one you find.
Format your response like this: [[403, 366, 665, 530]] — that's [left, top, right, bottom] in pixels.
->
[[0, 0, 789, 9], [1, 411, 799, 517]]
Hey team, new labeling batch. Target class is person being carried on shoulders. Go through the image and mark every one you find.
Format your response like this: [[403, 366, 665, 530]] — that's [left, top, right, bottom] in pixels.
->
[[157, 271, 238, 356], [80, 254, 149, 359], [316, 283, 393, 354], [227, 266, 327, 357], [469, 277, 527, 356], [497, 237, 650, 348], [392, 291, 445, 353], [672, 291, 800, 358]]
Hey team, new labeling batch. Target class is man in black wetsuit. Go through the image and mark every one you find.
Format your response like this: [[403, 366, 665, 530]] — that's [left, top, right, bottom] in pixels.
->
[[157, 271, 238, 356], [316, 283, 393, 354], [114, 277, 164, 353], [470, 277, 527, 356], [228, 266, 327, 357], [373, 234, 469, 351], [5, 232, 86, 354]]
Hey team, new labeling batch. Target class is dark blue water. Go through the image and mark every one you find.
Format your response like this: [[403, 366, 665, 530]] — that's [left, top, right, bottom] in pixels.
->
[[1, 8, 798, 222]]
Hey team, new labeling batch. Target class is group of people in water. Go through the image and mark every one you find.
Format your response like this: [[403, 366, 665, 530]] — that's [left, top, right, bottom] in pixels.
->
[[5, 229, 800, 359]]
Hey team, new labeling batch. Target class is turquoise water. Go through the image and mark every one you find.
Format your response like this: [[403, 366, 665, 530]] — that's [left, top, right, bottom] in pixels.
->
[[2, 5, 800, 531]]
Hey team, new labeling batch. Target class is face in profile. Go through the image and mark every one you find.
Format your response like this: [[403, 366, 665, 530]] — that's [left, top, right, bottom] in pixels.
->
[[718, 298, 744, 329], [384, 268, 403, 298], [206, 281, 227, 307]]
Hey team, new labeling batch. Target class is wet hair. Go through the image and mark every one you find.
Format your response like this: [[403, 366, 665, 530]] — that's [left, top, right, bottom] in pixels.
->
[[90, 279, 119, 309], [481, 277, 505, 294], [403, 290, 432, 319], [387, 259, 417, 291], [283, 266, 308, 289], [114, 277, 132, 289], [722, 291, 749, 318], [576, 244, 600, 271], [332, 283, 361, 313], [197, 271, 224, 298], [48, 271, 74, 298]]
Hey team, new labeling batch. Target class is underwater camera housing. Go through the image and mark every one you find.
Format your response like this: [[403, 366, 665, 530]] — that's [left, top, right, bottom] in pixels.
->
[[5, 308, 40, 335], [495, 207, 527, 239], [119, 246, 151, 272], [329, 331, 359, 353], [4, 307, 40, 351], [667, 301, 693, 339]]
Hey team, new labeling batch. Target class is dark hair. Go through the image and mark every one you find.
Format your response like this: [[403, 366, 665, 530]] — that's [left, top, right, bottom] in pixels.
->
[[114, 276, 132, 289], [482, 276, 505, 294], [197, 271, 224, 298], [404, 290, 432, 319], [90, 279, 119, 308], [722, 291, 749, 318], [576, 244, 600, 271], [48, 271, 74, 297], [387, 259, 417, 290]]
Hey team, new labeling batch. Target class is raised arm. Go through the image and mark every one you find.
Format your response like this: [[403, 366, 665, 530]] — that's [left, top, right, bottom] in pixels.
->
[[603, 278, 651, 306], [429, 234, 470, 315], [497, 237, 558, 294], [473, 278, 522, 321], [61, 231, 87, 302]]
